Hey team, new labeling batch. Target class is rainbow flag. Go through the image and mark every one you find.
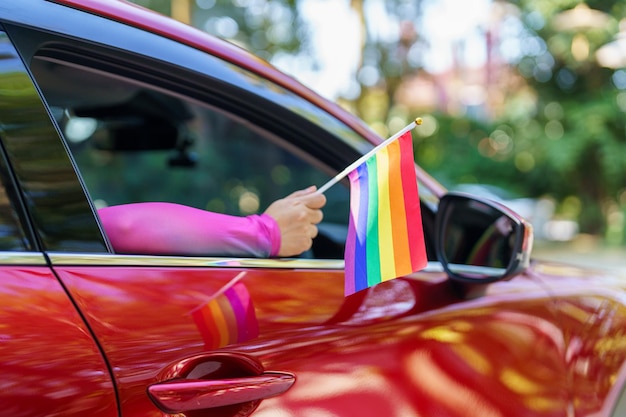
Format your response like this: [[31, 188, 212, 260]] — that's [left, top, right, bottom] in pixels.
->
[[344, 130, 427, 296], [191, 281, 258, 350]]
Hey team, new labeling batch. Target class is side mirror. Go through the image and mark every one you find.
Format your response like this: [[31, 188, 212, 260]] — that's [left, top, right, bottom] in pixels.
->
[[435, 192, 533, 283]]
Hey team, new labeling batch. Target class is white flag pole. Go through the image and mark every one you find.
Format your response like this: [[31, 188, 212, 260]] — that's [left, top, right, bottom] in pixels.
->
[[317, 117, 422, 194]]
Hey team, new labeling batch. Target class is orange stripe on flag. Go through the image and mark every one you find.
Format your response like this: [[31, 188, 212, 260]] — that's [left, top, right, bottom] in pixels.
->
[[387, 138, 412, 276], [208, 299, 229, 347], [215, 293, 238, 344]]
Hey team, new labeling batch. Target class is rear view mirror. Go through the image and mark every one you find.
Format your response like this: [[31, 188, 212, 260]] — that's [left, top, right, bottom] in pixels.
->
[[435, 193, 533, 283]]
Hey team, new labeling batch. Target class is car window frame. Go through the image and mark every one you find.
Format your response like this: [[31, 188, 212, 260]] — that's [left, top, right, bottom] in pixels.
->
[[5, 5, 438, 263]]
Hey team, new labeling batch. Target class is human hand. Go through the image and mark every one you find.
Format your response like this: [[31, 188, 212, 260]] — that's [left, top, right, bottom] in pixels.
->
[[263, 186, 327, 257]]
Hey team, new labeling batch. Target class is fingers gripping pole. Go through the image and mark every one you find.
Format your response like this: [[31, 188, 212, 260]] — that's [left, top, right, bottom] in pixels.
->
[[316, 117, 423, 194]]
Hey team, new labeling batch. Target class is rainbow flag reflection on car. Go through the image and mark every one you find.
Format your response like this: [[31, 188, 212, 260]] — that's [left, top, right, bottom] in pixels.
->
[[344, 129, 427, 296], [191, 277, 258, 350]]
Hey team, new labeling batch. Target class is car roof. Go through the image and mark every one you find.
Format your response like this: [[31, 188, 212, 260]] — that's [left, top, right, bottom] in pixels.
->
[[49, 0, 378, 145]]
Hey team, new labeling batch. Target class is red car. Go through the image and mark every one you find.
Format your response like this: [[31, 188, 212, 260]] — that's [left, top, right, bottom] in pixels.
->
[[1, 1, 625, 416]]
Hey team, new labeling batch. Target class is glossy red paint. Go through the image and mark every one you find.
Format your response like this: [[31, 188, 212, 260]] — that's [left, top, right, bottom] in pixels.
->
[[254, 300, 573, 416], [51, 264, 455, 416], [0, 266, 117, 416], [251, 270, 626, 417], [51, 260, 626, 416]]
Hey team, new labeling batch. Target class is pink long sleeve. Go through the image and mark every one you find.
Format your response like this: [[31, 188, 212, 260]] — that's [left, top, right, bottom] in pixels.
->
[[98, 202, 281, 257]]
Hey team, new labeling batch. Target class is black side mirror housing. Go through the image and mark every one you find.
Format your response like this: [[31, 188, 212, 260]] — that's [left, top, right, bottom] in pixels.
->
[[435, 192, 533, 283]]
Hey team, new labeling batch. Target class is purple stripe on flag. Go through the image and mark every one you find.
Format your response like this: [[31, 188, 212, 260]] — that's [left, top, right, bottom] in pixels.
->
[[354, 163, 369, 293], [230, 282, 258, 341], [225, 286, 246, 343], [345, 171, 359, 295]]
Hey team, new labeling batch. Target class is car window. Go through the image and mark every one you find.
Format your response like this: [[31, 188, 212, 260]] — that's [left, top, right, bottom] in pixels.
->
[[35, 58, 346, 214], [0, 29, 107, 253], [17, 35, 354, 259], [10, 22, 437, 260], [53, 76, 341, 221]]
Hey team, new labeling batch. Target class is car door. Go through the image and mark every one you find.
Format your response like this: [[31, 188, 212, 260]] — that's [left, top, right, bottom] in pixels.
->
[[0, 28, 117, 417], [2, 4, 456, 416]]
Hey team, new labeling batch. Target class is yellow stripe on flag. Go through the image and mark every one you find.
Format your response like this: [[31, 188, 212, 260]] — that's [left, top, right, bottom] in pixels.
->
[[208, 299, 229, 347], [376, 145, 395, 280]]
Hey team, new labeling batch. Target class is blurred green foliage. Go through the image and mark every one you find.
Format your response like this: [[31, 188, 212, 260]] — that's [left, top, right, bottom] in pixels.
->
[[132, 0, 303, 60], [498, 0, 626, 239]]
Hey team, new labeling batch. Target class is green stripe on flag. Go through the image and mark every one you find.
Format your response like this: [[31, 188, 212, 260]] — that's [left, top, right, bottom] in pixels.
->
[[366, 156, 381, 286]]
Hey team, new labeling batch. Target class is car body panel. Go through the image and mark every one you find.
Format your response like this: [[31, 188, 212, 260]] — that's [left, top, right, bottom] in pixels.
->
[[0, 262, 117, 416], [0, 1, 624, 417], [255, 287, 626, 417], [51, 254, 626, 416], [49, 257, 452, 416]]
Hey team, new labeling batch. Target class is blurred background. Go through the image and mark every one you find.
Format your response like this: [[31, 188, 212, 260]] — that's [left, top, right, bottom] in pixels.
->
[[129, 0, 626, 272]]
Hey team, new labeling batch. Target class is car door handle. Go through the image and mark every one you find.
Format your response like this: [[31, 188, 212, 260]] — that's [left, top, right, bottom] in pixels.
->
[[147, 371, 295, 413]]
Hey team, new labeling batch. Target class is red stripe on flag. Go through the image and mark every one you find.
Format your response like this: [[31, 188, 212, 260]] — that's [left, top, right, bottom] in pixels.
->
[[398, 131, 427, 271]]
